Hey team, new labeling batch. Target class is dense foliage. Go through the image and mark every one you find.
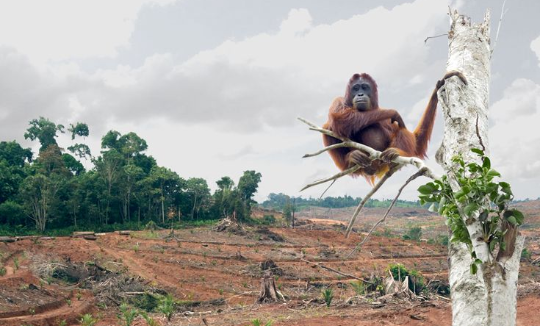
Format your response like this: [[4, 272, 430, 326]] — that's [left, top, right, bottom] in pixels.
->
[[418, 149, 525, 274], [261, 193, 424, 212], [0, 117, 262, 234]]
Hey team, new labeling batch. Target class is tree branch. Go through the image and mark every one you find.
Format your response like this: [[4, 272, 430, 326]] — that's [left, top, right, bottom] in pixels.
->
[[345, 167, 429, 258], [491, 0, 508, 57], [298, 117, 441, 239], [344, 165, 399, 237]]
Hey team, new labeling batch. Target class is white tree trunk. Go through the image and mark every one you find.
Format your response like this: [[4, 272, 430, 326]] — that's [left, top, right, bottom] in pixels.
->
[[436, 9, 524, 326]]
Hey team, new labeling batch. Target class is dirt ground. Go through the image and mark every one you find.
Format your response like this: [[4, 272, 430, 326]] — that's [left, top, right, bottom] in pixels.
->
[[1, 212, 539, 325]]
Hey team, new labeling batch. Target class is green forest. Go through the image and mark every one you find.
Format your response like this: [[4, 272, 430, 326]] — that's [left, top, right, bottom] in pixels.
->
[[0, 117, 263, 235], [0, 117, 427, 236]]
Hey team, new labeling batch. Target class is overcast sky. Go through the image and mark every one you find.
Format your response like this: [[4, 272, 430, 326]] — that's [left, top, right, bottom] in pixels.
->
[[0, 0, 539, 202]]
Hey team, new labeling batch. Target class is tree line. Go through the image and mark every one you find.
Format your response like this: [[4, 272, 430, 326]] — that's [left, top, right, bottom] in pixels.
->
[[0, 117, 262, 234], [261, 192, 425, 212]]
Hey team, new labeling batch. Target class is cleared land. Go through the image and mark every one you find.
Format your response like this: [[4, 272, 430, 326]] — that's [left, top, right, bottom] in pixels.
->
[[1, 202, 539, 325]]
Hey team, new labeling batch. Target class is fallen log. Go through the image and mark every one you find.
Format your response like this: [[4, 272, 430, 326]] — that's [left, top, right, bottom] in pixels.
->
[[72, 231, 95, 237], [0, 236, 16, 243]]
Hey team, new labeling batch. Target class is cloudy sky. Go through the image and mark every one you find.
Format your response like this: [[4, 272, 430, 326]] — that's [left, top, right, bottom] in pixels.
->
[[0, 0, 539, 202]]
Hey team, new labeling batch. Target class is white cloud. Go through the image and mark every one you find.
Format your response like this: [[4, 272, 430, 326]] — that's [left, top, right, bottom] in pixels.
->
[[490, 79, 540, 179], [491, 79, 539, 121], [0, 0, 178, 64], [531, 35, 540, 67], [279, 8, 312, 35], [66, 0, 450, 134]]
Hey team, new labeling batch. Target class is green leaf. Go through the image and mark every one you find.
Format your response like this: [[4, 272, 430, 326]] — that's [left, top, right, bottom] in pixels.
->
[[507, 215, 517, 226], [438, 197, 447, 214], [471, 148, 484, 155], [514, 210, 525, 225], [499, 182, 511, 193], [504, 209, 524, 225], [418, 183, 437, 195], [464, 203, 479, 217], [470, 263, 478, 275], [478, 210, 489, 221], [482, 157, 491, 169], [467, 163, 480, 173], [428, 203, 436, 212], [489, 240, 496, 252], [486, 169, 500, 179]]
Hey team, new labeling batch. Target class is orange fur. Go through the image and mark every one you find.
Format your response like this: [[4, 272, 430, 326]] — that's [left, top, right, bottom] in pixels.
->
[[322, 71, 466, 183]]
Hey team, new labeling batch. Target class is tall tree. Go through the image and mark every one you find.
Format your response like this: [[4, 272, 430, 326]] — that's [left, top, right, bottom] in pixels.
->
[[237, 170, 262, 219], [21, 145, 70, 231], [0, 141, 32, 204], [94, 149, 123, 224], [185, 178, 211, 220], [149, 166, 182, 223], [24, 117, 65, 152], [430, 9, 524, 326]]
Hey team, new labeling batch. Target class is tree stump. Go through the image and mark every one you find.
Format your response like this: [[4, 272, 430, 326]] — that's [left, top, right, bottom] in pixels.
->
[[257, 270, 284, 303]]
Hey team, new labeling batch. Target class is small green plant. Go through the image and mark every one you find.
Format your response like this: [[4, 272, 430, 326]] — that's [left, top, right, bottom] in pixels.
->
[[157, 294, 175, 321], [79, 313, 98, 326], [119, 302, 139, 326], [402, 226, 422, 241], [521, 248, 532, 260], [29, 308, 35, 316], [350, 280, 366, 295], [66, 299, 72, 307], [13, 257, 19, 270], [322, 288, 333, 307], [251, 318, 273, 326], [218, 288, 224, 295], [57, 319, 67, 326], [0, 266, 6, 276], [133, 243, 140, 253], [140, 311, 159, 326], [76, 291, 82, 301]]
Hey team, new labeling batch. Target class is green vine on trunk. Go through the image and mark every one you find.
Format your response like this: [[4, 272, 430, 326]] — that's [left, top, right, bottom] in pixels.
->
[[418, 149, 524, 274]]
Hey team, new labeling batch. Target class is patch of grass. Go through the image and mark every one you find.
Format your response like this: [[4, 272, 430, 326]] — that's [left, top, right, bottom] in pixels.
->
[[119, 303, 139, 326], [130, 292, 160, 312], [79, 313, 98, 326], [522, 247, 532, 260], [322, 288, 333, 307], [140, 311, 159, 326], [157, 294, 175, 321], [350, 280, 366, 295], [251, 319, 273, 326]]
